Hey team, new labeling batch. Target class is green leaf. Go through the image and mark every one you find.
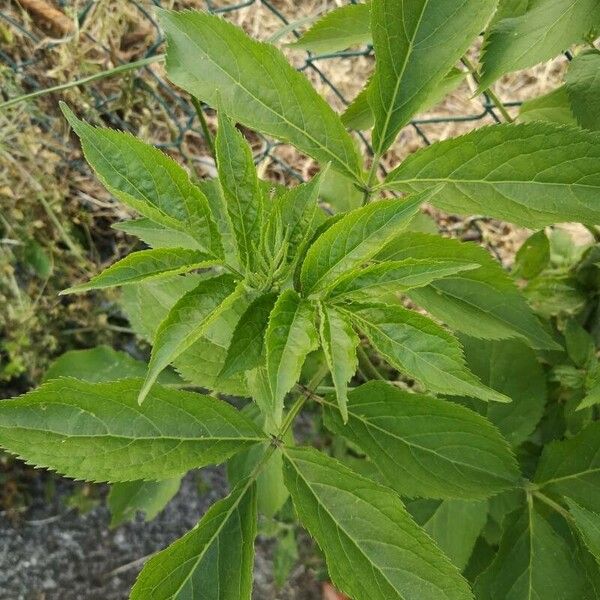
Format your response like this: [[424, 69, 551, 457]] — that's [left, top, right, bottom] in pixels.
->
[[159, 9, 362, 182], [131, 480, 256, 599], [480, 0, 600, 89], [219, 292, 278, 380], [0, 378, 265, 483], [323, 381, 519, 498], [345, 303, 511, 403], [518, 86, 577, 126], [319, 168, 363, 213], [383, 122, 600, 228], [534, 422, 600, 512], [108, 478, 181, 528], [61, 248, 217, 295], [291, 3, 371, 53], [378, 233, 560, 350], [514, 230, 550, 279], [215, 110, 262, 270], [566, 50, 600, 131], [42, 346, 181, 387], [343, 68, 465, 132], [565, 319, 595, 368], [458, 337, 547, 446], [273, 529, 298, 589], [566, 497, 600, 563], [474, 501, 586, 599], [266, 290, 319, 426], [139, 275, 242, 404], [327, 258, 478, 302], [489, 0, 531, 26], [60, 104, 221, 256], [300, 191, 433, 294], [406, 499, 488, 570], [369, 0, 497, 153], [282, 447, 473, 600], [112, 218, 200, 250], [318, 304, 359, 422]]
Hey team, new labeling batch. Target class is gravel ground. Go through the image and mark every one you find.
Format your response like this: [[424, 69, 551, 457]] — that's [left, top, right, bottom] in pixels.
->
[[0, 467, 321, 600]]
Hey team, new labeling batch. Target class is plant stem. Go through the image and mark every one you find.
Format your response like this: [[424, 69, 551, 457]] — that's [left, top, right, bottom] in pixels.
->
[[533, 490, 573, 522], [191, 96, 216, 160], [362, 153, 382, 205], [357, 345, 386, 381], [0, 55, 165, 111], [461, 55, 514, 123]]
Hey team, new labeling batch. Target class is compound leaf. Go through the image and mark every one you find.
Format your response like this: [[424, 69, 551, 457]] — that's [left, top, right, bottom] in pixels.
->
[[282, 447, 473, 600], [323, 381, 519, 499], [318, 304, 360, 422], [383, 123, 600, 228], [159, 9, 362, 182], [346, 303, 510, 403], [300, 190, 433, 294], [131, 480, 256, 599], [370, 0, 497, 153], [61, 249, 217, 295], [378, 232, 559, 350], [291, 3, 371, 53], [266, 290, 319, 426], [61, 103, 221, 256], [480, 0, 600, 89], [0, 378, 265, 483]]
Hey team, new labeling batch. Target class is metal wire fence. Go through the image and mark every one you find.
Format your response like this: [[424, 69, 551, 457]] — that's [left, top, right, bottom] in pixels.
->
[[0, 0, 523, 182]]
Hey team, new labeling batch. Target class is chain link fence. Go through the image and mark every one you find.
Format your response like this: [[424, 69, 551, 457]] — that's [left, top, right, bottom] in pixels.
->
[[0, 0, 525, 183]]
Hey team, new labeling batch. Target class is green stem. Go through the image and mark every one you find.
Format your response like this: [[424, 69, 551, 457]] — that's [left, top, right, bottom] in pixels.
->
[[357, 345, 386, 381], [362, 153, 382, 206], [0, 55, 165, 111], [461, 56, 514, 123], [533, 490, 573, 522], [191, 96, 216, 160]]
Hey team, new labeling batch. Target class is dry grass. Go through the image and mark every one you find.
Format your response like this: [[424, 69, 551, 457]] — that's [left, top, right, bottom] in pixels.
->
[[0, 0, 568, 383]]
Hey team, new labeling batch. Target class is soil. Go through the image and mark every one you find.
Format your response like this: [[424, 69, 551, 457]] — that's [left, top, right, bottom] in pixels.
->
[[0, 468, 321, 600]]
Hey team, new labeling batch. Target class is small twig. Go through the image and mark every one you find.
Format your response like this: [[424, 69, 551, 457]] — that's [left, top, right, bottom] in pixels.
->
[[103, 552, 157, 579], [461, 55, 514, 123], [191, 96, 216, 160]]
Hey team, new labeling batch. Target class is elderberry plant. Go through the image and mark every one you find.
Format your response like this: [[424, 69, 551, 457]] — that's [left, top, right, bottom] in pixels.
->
[[3, 2, 600, 598]]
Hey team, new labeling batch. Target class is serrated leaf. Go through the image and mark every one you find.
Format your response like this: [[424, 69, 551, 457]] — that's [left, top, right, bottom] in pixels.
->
[[61, 248, 217, 295], [219, 292, 277, 381], [514, 230, 550, 279], [319, 168, 364, 213], [131, 480, 256, 599], [291, 3, 371, 53], [300, 191, 433, 294], [159, 9, 362, 182], [282, 446, 473, 600], [108, 478, 181, 528], [518, 86, 577, 126], [565, 319, 595, 368], [327, 258, 478, 303], [474, 501, 585, 599], [139, 275, 241, 403], [369, 0, 497, 153], [61, 104, 221, 256], [378, 232, 559, 350], [534, 422, 600, 512], [0, 378, 265, 483], [323, 381, 519, 498], [458, 337, 547, 446], [406, 498, 488, 570], [345, 303, 511, 403], [489, 0, 531, 26], [566, 498, 600, 563], [480, 0, 600, 89], [112, 218, 200, 250], [566, 50, 600, 131], [266, 290, 319, 426], [318, 304, 359, 422], [383, 122, 600, 228], [120, 275, 249, 396], [343, 68, 465, 131], [215, 111, 262, 271]]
